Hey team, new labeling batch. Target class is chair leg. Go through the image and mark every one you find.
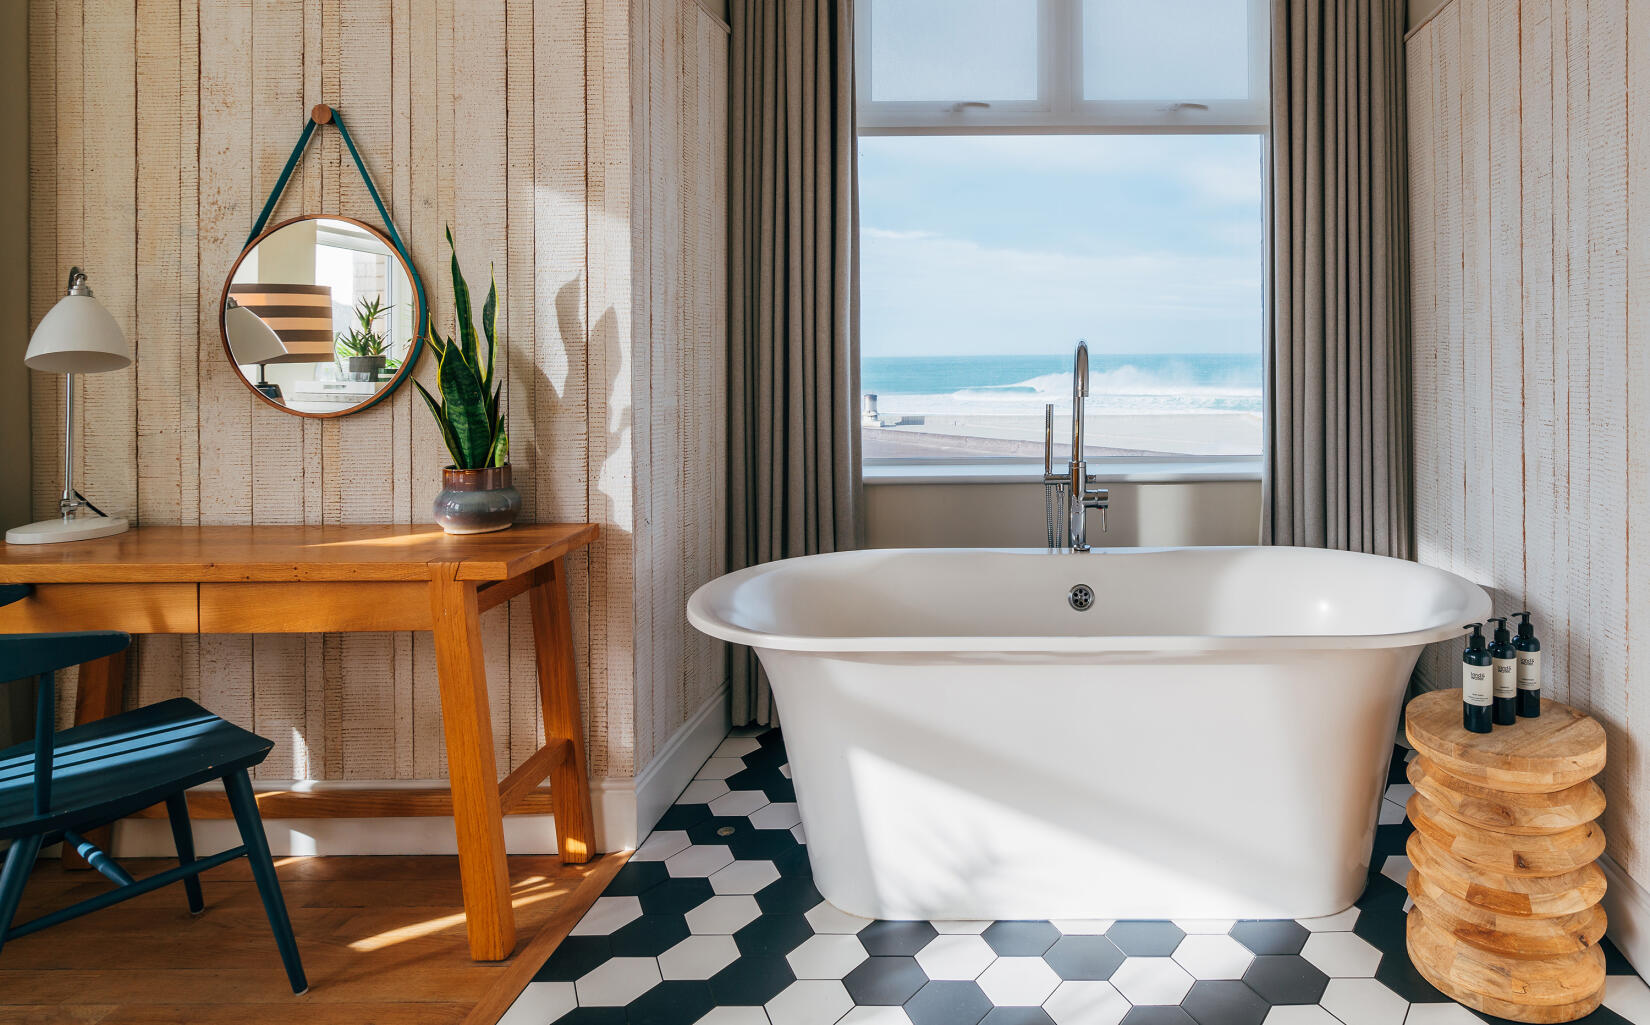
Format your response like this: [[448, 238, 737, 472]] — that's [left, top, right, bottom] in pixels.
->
[[223, 770, 307, 994], [165, 792, 205, 914], [0, 834, 44, 956]]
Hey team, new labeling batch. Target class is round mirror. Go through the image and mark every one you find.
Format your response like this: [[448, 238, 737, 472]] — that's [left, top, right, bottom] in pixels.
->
[[219, 215, 424, 417]]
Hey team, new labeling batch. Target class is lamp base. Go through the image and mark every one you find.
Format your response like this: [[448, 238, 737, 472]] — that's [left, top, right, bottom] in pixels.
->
[[5, 515, 130, 545]]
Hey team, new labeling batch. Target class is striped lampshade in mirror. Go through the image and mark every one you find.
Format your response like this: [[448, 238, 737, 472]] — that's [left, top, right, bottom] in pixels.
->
[[227, 283, 334, 363]]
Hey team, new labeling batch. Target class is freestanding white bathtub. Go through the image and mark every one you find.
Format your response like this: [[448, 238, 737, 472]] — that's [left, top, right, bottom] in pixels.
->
[[687, 546, 1490, 921]]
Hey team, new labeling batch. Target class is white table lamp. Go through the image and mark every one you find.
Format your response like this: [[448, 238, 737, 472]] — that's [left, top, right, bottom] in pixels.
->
[[6, 267, 134, 545], [224, 297, 288, 400]]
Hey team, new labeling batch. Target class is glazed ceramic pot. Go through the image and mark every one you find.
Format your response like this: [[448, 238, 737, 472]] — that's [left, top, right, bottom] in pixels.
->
[[433, 464, 521, 534]]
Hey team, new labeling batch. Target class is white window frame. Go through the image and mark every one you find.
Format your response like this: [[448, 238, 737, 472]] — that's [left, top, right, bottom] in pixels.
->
[[857, 0, 1270, 136], [856, 0, 1270, 480]]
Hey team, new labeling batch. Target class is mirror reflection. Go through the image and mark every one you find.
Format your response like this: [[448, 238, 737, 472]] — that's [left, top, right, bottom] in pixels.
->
[[221, 216, 420, 416]]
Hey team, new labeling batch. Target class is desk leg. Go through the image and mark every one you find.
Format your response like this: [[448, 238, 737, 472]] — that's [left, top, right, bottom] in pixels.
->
[[428, 565, 516, 961], [64, 649, 128, 869], [529, 559, 595, 863]]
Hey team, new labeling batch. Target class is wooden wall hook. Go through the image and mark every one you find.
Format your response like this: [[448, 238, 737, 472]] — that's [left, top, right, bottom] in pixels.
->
[[311, 103, 333, 124]]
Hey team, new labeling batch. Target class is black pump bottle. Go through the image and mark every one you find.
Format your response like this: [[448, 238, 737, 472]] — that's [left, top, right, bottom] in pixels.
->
[[1513, 611, 1542, 717], [1462, 623, 1493, 734], [1487, 617, 1517, 725]]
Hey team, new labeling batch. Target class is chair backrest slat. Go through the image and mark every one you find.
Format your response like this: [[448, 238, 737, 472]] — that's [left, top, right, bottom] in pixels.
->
[[33, 671, 53, 815]]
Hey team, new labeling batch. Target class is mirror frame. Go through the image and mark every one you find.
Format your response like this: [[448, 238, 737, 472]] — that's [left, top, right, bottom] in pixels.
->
[[218, 214, 427, 419]]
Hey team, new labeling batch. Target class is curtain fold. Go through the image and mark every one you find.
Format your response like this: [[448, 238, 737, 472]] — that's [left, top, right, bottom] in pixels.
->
[[728, 0, 864, 725], [1264, 0, 1412, 558]]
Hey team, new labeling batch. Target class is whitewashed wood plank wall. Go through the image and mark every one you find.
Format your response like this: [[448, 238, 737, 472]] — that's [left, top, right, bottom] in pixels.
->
[[26, 0, 729, 786], [1409, 0, 1650, 883]]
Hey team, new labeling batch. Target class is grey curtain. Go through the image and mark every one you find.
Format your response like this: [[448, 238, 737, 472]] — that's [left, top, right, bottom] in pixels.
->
[[1264, 0, 1412, 558], [727, 0, 864, 725]]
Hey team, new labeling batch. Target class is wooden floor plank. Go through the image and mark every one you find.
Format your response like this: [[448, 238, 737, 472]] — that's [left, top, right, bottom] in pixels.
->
[[0, 853, 620, 1025]]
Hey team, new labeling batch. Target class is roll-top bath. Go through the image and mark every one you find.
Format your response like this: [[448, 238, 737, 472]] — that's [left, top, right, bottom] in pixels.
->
[[688, 546, 1491, 921]]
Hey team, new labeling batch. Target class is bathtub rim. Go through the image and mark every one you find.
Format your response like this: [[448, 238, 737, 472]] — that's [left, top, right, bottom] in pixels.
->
[[686, 545, 1493, 655]]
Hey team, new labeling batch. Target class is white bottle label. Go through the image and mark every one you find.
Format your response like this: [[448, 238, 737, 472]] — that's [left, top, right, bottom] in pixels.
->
[[1463, 664, 1493, 707], [1518, 651, 1542, 691], [1493, 658, 1517, 699]]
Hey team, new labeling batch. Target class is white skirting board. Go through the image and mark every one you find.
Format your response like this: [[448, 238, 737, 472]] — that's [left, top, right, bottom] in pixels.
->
[[1602, 853, 1650, 978], [112, 683, 731, 858]]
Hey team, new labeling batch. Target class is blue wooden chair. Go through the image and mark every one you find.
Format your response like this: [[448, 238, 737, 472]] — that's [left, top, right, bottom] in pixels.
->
[[0, 583, 306, 993]]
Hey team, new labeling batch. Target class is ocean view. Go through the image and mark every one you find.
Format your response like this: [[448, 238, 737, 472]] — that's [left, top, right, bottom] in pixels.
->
[[861, 353, 1263, 459]]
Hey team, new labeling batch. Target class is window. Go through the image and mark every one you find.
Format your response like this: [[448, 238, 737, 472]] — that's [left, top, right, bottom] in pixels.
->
[[857, 0, 1268, 467]]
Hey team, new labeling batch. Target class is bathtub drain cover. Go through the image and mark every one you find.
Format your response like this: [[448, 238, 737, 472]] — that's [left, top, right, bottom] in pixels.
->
[[1068, 584, 1095, 611]]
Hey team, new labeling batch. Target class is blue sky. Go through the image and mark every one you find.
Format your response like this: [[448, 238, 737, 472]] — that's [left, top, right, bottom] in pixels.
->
[[859, 133, 1266, 358]]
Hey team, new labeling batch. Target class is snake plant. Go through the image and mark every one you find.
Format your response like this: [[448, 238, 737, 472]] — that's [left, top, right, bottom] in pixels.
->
[[335, 296, 393, 360], [414, 227, 508, 470]]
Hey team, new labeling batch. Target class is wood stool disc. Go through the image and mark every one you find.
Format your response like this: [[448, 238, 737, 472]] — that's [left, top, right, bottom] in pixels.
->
[[1407, 909, 1605, 1021], [1408, 793, 1607, 877], [1407, 833, 1609, 918], [1408, 756, 1606, 835], [1407, 870, 1607, 959], [1406, 690, 1606, 793]]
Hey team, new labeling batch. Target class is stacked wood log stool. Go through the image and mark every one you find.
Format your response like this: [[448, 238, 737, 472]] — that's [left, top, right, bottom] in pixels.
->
[[1402, 689, 1609, 1022]]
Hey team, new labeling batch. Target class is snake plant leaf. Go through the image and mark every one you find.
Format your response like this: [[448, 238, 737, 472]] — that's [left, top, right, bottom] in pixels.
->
[[482, 266, 498, 395], [447, 226, 480, 375], [437, 338, 492, 468], [414, 378, 466, 468], [487, 420, 509, 468]]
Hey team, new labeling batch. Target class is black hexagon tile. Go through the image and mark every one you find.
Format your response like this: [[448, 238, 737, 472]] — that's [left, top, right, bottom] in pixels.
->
[[500, 731, 1649, 1025]]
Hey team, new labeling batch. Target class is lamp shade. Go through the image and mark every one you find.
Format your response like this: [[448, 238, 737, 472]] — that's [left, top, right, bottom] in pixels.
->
[[224, 301, 288, 366], [228, 283, 335, 363], [24, 292, 131, 374]]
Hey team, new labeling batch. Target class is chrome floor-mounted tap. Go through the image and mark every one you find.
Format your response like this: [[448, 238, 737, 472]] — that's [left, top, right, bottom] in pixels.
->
[[1044, 340, 1110, 552]]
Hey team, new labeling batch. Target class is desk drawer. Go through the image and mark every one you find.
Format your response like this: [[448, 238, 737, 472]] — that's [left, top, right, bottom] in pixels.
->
[[0, 583, 200, 633], [200, 581, 432, 633]]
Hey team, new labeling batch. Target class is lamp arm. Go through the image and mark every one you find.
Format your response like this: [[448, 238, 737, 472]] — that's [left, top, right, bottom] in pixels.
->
[[59, 372, 75, 519]]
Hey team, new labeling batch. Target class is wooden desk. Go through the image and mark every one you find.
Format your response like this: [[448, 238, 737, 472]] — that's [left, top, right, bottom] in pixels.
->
[[0, 523, 600, 962]]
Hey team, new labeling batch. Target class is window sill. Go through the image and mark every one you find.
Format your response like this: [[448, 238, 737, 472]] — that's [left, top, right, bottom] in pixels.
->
[[863, 458, 1263, 486]]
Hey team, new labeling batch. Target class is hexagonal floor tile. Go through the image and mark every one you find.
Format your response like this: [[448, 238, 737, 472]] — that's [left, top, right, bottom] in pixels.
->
[[713, 736, 763, 759], [696, 757, 748, 780], [750, 802, 803, 830], [1299, 931, 1381, 978], [709, 859, 781, 895], [1170, 920, 1234, 936], [1297, 907, 1360, 932], [914, 933, 997, 980], [1317, 977, 1409, 1025], [765, 978, 853, 1025], [709, 789, 770, 817], [844, 955, 930, 1005], [708, 954, 796, 1005], [1229, 920, 1309, 956], [1043, 935, 1125, 981], [1255, 1006, 1341, 1024], [1105, 921, 1185, 957], [695, 1009, 772, 1025], [626, 979, 713, 1025], [667, 844, 737, 878], [536, 935, 612, 981], [862, 920, 940, 957], [841, 1007, 917, 1025], [659, 934, 741, 980], [1178, 979, 1270, 1025], [639, 876, 714, 916], [685, 894, 763, 934], [574, 956, 662, 1006], [980, 1008, 1056, 1025], [735, 913, 815, 957], [982, 921, 1060, 956], [569, 896, 643, 936], [976, 956, 1061, 1006], [806, 899, 872, 934], [787, 933, 871, 979], [1170, 934, 1254, 980], [678, 779, 731, 805], [1051, 920, 1116, 936], [1109, 956, 1194, 1005], [904, 980, 993, 1025], [608, 912, 689, 956], [933, 920, 992, 934], [633, 830, 692, 862], [1241, 954, 1329, 1005], [1042, 980, 1130, 1025], [1117, 1007, 1196, 1025], [498, 981, 576, 1025]]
